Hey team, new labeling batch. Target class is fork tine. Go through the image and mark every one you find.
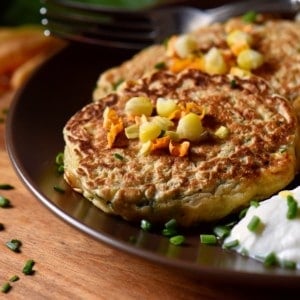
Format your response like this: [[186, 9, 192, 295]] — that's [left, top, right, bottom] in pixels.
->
[[44, 18, 155, 49]]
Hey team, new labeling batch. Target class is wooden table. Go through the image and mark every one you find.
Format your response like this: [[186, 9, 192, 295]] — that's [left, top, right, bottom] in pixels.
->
[[0, 91, 297, 299]]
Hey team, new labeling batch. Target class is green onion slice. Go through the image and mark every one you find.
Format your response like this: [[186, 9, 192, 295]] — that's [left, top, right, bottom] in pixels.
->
[[1, 282, 11, 293], [140, 219, 152, 231], [200, 234, 217, 245], [22, 260, 35, 275], [247, 215, 261, 232], [169, 235, 185, 246], [223, 239, 239, 249], [286, 195, 298, 219]]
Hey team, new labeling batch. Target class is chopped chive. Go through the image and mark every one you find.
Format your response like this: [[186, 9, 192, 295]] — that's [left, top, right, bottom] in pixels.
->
[[213, 225, 230, 239], [0, 223, 4, 231], [112, 78, 124, 90], [140, 219, 152, 231], [281, 259, 297, 270], [9, 275, 19, 282], [240, 248, 249, 256], [53, 186, 65, 193], [247, 215, 261, 232], [230, 79, 238, 89], [169, 235, 185, 246], [242, 10, 257, 23], [154, 62, 166, 70], [239, 207, 248, 219], [57, 165, 64, 174], [250, 200, 260, 207], [161, 228, 178, 237], [286, 195, 298, 219], [158, 130, 166, 138], [223, 239, 239, 249], [55, 152, 64, 165], [264, 252, 278, 267], [0, 196, 10, 208], [164, 218, 177, 230], [6, 239, 22, 252], [200, 234, 217, 245], [1, 282, 11, 293], [22, 260, 35, 275], [0, 184, 14, 190], [113, 153, 124, 161]]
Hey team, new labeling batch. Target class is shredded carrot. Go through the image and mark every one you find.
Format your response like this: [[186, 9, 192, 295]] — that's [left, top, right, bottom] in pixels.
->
[[103, 107, 123, 148], [151, 135, 170, 152], [169, 140, 190, 157]]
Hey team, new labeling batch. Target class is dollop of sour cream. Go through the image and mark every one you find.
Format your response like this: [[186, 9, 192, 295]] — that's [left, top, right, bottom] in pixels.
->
[[223, 186, 300, 269]]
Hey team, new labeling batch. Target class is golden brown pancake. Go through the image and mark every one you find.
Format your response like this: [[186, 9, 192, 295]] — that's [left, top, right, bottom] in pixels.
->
[[93, 16, 300, 115], [64, 69, 298, 227]]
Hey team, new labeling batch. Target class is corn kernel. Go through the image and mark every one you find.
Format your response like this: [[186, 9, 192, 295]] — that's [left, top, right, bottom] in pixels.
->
[[156, 97, 178, 117], [165, 130, 180, 141], [230, 66, 252, 78], [226, 30, 253, 55], [151, 116, 174, 130], [125, 124, 139, 139], [125, 96, 153, 116], [214, 126, 229, 139], [176, 112, 203, 142], [139, 141, 152, 156], [139, 121, 161, 142], [237, 49, 264, 70], [204, 47, 228, 75], [174, 34, 198, 58]]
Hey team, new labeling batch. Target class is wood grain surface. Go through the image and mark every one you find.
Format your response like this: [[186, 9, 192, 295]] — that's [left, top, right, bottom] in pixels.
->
[[0, 91, 298, 299]]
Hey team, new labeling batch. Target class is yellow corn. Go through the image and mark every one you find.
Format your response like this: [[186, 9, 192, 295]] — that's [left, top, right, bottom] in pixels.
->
[[214, 126, 229, 139], [176, 112, 203, 142], [174, 34, 197, 58], [237, 49, 264, 70], [203, 47, 228, 75], [139, 121, 161, 142], [156, 97, 178, 117], [230, 66, 252, 78], [124, 124, 139, 139], [125, 96, 153, 116], [151, 116, 174, 130], [226, 30, 253, 55]]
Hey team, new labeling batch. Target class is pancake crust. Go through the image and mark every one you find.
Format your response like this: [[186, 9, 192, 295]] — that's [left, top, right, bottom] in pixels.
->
[[64, 69, 298, 226]]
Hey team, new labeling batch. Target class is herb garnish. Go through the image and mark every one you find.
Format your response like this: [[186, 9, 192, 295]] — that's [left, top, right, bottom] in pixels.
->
[[6, 239, 22, 252], [0, 184, 14, 190], [242, 11, 257, 23], [0, 196, 10, 208], [1, 282, 11, 293], [22, 260, 35, 275]]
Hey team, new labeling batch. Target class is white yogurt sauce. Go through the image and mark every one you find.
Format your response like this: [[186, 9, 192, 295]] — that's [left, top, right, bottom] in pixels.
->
[[223, 186, 300, 269]]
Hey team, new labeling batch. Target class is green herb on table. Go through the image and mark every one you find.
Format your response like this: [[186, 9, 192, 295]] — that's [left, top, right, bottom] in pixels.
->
[[0, 184, 14, 190], [6, 239, 22, 252], [0, 196, 11, 208], [1, 282, 11, 293], [230, 79, 238, 89], [22, 259, 35, 275], [0, 223, 4, 231], [9, 275, 19, 283]]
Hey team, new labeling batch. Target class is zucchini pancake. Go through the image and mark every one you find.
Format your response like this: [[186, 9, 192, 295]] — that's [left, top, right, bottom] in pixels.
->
[[92, 15, 300, 118], [63, 69, 298, 227]]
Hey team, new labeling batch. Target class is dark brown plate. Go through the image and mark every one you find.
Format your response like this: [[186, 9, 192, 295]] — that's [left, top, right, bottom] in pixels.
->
[[6, 43, 300, 287]]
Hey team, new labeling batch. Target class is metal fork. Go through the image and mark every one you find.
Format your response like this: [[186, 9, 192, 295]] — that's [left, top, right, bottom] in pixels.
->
[[41, 0, 300, 50]]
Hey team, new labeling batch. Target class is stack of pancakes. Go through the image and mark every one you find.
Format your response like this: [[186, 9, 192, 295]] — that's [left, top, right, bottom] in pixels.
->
[[63, 13, 300, 227]]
